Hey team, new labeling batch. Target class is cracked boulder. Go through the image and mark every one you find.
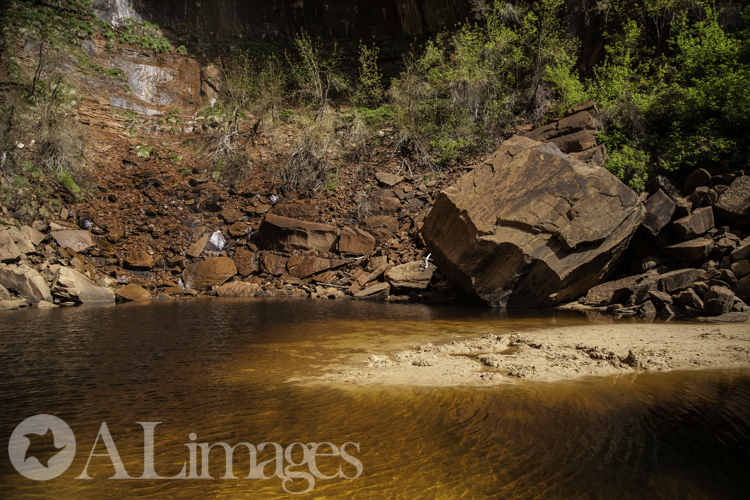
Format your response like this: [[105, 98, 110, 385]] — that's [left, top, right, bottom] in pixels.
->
[[421, 136, 645, 307], [256, 214, 339, 253]]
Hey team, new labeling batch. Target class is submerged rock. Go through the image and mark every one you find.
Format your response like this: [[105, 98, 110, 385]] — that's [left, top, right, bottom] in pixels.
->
[[422, 136, 645, 307]]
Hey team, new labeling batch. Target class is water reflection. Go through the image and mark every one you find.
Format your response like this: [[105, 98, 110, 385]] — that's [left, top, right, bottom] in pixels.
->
[[0, 299, 748, 498]]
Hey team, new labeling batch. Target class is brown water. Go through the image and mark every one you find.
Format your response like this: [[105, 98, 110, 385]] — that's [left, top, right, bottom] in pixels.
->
[[1, 299, 749, 499]]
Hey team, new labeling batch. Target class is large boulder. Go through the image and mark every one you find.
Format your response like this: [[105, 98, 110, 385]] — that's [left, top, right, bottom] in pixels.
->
[[672, 207, 714, 241], [256, 214, 339, 253], [182, 257, 237, 290], [421, 136, 645, 307], [714, 176, 750, 228], [385, 261, 434, 290], [115, 284, 152, 302], [51, 267, 115, 303], [0, 264, 53, 304]]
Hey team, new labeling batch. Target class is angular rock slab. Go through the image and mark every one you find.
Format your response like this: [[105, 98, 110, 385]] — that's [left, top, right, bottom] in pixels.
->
[[0, 264, 53, 304], [642, 190, 675, 237], [385, 261, 434, 290], [287, 255, 330, 279], [125, 251, 155, 270], [0, 228, 22, 263], [338, 227, 376, 256], [51, 230, 94, 253], [580, 275, 642, 307], [672, 206, 714, 241], [234, 247, 257, 276], [182, 257, 237, 290], [52, 267, 115, 303], [257, 214, 339, 253], [353, 282, 390, 300], [421, 136, 645, 307], [661, 237, 714, 262]]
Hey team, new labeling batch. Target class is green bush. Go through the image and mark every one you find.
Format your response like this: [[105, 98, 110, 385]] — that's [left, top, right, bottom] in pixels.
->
[[585, 4, 750, 191], [388, 0, 576, 167], [287, 32, 349, 115], [354, 43, 384, 107]]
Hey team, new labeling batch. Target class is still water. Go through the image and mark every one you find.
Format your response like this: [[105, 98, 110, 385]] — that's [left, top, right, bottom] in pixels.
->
[[0, 299, 748, 499]]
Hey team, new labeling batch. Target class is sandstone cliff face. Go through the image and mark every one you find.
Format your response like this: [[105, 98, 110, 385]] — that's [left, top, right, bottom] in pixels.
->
[[421, 136, 645, 308]]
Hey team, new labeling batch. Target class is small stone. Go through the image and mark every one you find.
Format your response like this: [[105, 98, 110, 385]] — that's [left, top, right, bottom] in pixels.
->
[[375, 172, 403, 187]]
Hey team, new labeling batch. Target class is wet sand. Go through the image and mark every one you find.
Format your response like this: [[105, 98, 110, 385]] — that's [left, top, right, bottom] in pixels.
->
[[322, 321, 750, 386]]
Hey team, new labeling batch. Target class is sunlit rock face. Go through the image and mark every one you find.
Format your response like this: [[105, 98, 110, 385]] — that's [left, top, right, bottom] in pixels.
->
[[422, 136, 646, 308], [92, 0, 141, 26]]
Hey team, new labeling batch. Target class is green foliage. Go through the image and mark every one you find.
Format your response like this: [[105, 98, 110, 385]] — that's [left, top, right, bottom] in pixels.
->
[[354, 43, 385, 107], [177, 45, 188, 55], [327, 171, 339, 191], [287, 32, 349, 115], [604, 144, 650, 192], [0, 1, 94, 189], [1, 1, 95, 49], [388, 0, 576, 167], [585, 3, 750, 191], [55, 168, 81, 196], [117, 18, 173, 53], [356, 105, 393, 128], [135, 143, 156, 158]]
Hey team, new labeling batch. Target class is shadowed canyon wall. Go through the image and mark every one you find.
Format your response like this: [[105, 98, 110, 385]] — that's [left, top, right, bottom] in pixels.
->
[[92, 0, 473, 41]]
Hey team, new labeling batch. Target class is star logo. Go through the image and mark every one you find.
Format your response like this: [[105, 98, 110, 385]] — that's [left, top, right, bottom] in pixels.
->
[[8, 415, 76, 481], [23, 428, 67, 468]]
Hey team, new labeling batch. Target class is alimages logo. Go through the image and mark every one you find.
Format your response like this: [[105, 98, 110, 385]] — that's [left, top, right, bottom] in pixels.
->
[[8, 415, 363, 494], [8, 415, 77, 481]]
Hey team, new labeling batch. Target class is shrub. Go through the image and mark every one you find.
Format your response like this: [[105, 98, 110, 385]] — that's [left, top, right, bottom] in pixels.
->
[[585, 4, 750, 191], [277, 112, 335, 193], [287, 32, 349, 116], [354, 43, 385, 107], [388, 0, 576, 167]]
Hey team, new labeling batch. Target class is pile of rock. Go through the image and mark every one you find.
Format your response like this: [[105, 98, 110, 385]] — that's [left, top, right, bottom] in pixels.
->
[[522, 101, 608, 166], [580, 168, 750, 321], [1, 162, 456, 309], [1, 224, 115, 309]]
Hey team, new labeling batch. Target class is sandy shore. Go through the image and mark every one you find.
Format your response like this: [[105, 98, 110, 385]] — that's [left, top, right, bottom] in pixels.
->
[[320, 320, 750, 386]]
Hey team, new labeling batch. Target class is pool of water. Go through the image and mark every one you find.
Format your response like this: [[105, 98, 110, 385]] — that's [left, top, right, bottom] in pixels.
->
[[1, 299, 748, 498]]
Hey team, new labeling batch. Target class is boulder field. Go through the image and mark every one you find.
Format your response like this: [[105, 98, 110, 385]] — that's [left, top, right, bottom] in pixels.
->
[[1, 110, 748, 320]]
